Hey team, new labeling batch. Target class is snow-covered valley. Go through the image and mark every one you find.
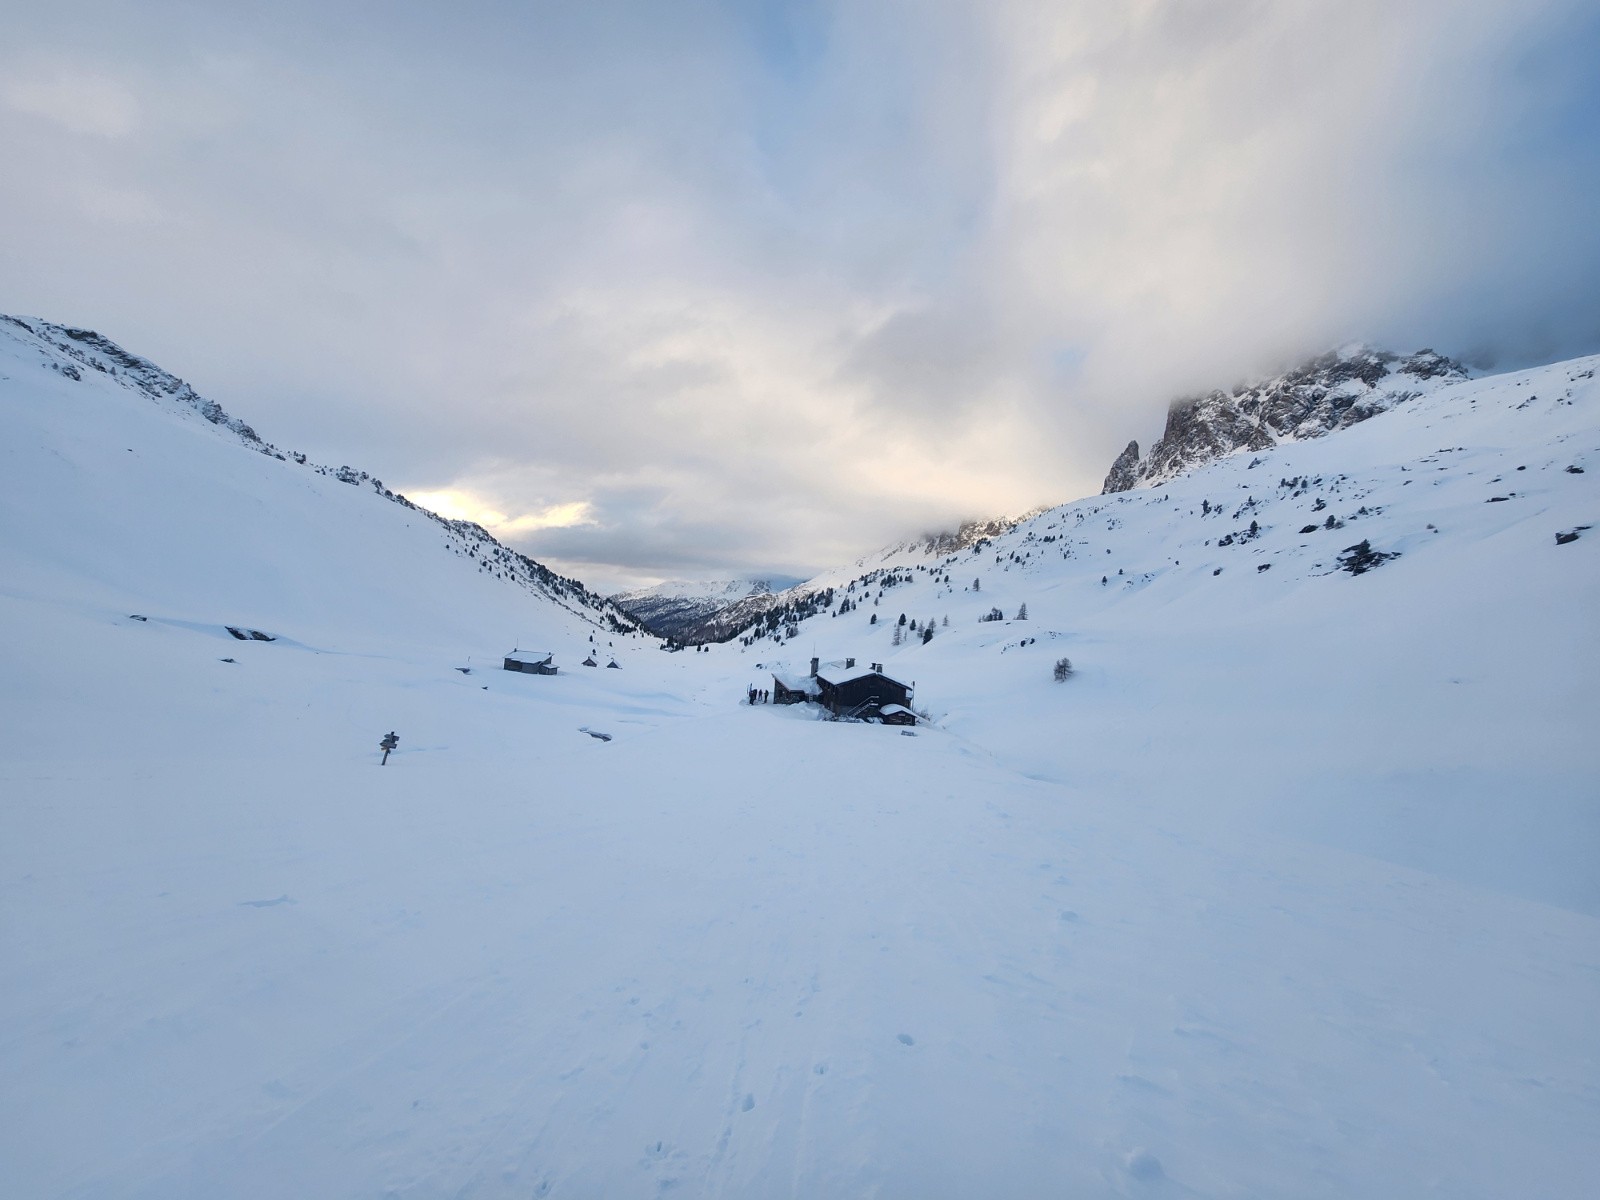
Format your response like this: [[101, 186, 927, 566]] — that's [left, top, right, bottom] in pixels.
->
[[2, 319, 1597, 1199], [610, 578, 800, 644]]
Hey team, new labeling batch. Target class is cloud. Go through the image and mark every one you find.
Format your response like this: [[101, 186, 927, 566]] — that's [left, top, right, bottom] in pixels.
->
[[977, 0, 1600, 396], [1, 1, 1596, 588], [4, 65, 139, 137], [402, 489, 595, 535]]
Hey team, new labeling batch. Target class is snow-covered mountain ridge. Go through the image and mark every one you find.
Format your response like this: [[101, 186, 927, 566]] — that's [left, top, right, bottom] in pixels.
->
[[1103, 344, 1467, 493], [746, 351, 1592, 662], [0, 315, 639, 633], [660, 516, 1037, 646]]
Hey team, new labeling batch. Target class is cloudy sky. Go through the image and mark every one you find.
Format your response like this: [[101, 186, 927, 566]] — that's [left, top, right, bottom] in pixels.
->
[[3, 1, 1598, 591]]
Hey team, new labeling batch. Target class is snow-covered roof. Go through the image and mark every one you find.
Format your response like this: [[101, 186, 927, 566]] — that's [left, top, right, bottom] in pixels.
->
[[771, 670, 820, 694], [879, 704, 913, 717], [504, 650, 552, 664], [815, 667, 906, 688]]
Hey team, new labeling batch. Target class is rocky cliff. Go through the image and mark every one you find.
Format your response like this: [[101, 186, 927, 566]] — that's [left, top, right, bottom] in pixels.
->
[[1102, 346, 1465, 493]]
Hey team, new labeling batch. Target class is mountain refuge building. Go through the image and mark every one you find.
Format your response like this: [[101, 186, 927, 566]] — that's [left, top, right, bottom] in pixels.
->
[[773, 657, 914, 722], [503, 650, 557, 675]]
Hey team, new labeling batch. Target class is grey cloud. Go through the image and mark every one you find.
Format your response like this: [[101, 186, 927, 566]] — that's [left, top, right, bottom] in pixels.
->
[[2, 1, 1597, 588], [838, 303, 1015, 418]]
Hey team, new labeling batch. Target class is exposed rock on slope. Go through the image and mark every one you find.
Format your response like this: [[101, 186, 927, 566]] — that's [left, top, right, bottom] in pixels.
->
[[1101, 441, 1142, 494], [7, 316, 270, 446], [880, 516, 1030, 559], [1103, 346, 1465, 493]]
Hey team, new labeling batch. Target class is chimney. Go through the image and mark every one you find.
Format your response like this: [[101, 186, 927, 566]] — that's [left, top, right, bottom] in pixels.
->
[[845, 657, 855, 669], [810, 656, 819, 677]]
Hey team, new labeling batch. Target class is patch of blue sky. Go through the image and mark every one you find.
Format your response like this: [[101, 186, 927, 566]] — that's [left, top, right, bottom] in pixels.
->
[[1049, 343, 1090, 380], [1503, 6, 1600, 159]]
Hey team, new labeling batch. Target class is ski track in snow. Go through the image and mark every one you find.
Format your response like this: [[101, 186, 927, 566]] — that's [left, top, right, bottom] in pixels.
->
[[2, 323, 1598, 1198]]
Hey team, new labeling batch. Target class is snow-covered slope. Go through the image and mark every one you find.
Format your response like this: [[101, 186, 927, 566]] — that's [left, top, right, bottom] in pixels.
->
[[1103, 344, 1467, 492], [3, 327, 1597, 1200], [0, 316, 641, 641], [731, 354, 1600, 914]]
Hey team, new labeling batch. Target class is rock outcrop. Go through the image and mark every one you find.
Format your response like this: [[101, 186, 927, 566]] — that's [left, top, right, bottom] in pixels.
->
[[1103, 347, 1466, 493], [1101, 440, 1142, 494]]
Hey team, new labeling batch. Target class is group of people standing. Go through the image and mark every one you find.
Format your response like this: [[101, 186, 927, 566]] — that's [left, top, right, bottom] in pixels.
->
[[746, 686, 770, 704]]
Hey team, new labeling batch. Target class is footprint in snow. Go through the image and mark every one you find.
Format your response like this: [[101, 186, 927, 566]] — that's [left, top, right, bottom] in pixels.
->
[[741, 1093, 755, 1111], [897, 1033, 915, 1046], [239, 894, 294, 907]]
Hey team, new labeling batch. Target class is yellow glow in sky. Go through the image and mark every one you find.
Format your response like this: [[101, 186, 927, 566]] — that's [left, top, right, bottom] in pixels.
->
[[406, 489, 595, 534]]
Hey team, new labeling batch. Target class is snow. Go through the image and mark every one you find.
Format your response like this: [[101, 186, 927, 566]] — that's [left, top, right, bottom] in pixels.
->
[[766, 667, 818, 695], [3, 322, 1598, 1198]]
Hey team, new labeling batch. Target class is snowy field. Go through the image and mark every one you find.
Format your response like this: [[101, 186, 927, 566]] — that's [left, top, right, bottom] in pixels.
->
[[3, 322, 1598, 1198]]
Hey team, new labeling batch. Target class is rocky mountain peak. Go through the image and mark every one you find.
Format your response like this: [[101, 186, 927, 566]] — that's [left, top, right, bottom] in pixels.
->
[[1102, 345, 1467, 493], [1101, 440, 1142, 494]]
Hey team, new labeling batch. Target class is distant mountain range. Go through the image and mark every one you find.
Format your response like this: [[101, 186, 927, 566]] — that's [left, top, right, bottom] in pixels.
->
[[609, 577, 802, 640], [0, 316, 1566, 669]]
